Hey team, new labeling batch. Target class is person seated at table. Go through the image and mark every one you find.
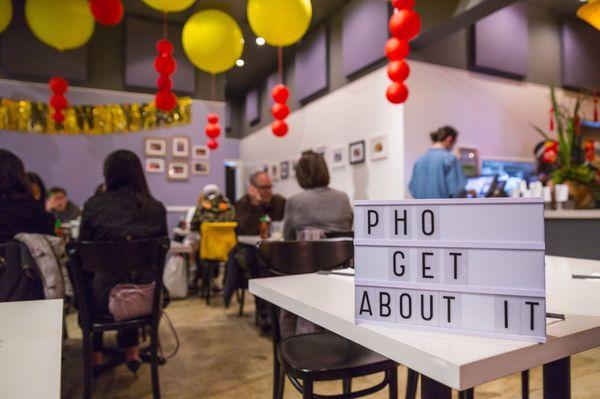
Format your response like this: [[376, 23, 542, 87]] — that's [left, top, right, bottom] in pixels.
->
[[78, 149, 167, 376], [0, 150, 54, 244], [236, 170, 286, 235], [46, 186, 82, 223], [283, 150, 353, 240], [189, 184, 235, 232], [26, 172, 48, 208]]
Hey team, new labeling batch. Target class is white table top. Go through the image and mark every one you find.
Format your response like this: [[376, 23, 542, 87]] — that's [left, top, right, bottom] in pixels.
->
[[545, 209, 600, 219], [0, 299, 63, 399], [237, 235, 262, 246], [249, 256, 600, 391]]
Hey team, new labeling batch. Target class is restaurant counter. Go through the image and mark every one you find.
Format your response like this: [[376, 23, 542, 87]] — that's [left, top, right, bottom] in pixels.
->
[[545, 210, 600, 260]]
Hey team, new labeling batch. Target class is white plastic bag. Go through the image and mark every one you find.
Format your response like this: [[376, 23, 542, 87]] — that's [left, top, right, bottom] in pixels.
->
[[163, 255, 188, 299]]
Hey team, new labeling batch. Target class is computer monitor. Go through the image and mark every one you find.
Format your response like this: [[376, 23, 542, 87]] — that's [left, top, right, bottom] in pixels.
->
[[465, 175, 497, 198], [481, 159, 536, 196]]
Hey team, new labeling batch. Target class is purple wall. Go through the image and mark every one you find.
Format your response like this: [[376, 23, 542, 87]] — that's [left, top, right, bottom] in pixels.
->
[[295, 27, 328, 102], [342, 0, 389, 78], [245, 88, 260, 125], [561, 18, 600, 90], [474, 3, 529, 77], [0, 79, 240, 233]]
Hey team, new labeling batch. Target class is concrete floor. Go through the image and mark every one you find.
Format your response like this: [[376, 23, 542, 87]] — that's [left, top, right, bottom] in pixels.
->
[[61, 294, 600, 399]]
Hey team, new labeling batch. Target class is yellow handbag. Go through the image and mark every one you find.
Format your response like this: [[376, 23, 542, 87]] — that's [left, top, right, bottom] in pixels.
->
[[200, 222, 238, 262]]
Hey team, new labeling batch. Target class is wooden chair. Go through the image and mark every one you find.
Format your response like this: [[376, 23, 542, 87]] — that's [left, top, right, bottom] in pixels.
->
[[258, 240, 406, 399], [67, 237, 170, 399]]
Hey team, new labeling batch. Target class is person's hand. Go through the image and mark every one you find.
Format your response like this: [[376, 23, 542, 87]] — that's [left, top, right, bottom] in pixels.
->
[[45, 196, 56, 212], [248, 185, 262, 206]]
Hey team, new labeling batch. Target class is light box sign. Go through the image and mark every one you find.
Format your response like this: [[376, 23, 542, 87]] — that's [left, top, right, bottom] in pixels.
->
[[354, 198, 546, 342]]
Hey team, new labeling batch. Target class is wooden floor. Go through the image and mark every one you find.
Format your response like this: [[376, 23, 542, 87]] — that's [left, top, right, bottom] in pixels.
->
[[61, 294, 600, 399]]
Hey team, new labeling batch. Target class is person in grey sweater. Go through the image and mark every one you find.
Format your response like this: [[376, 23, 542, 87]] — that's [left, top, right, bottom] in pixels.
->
[[283, 150, 353, 240]]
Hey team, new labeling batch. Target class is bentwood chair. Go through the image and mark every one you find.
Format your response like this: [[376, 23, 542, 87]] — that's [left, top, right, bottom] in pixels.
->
[[258, 240, 410, 399], [67, 237, 170, 399]]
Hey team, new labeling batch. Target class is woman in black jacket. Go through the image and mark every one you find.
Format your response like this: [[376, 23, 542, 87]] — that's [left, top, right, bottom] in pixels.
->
[[0, 149, 54, 243], [79, 149, 167, 375]]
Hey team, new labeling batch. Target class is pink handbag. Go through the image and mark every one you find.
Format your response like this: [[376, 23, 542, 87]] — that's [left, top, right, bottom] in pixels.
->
[[108, 283, 155, 322]]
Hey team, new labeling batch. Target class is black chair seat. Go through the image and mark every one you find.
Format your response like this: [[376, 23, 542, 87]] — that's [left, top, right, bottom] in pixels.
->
[[91, 315, 152, 332], [279, 332, 395, 381]]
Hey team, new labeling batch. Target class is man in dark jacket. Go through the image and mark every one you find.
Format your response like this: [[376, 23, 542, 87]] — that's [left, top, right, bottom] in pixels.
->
[[235, 171, 285, 235]]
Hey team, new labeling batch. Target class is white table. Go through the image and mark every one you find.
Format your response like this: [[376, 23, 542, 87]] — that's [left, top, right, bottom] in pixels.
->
[[237, 235, 262, 246], [250, 256, 600, 398], [0, 299, 63, 399]]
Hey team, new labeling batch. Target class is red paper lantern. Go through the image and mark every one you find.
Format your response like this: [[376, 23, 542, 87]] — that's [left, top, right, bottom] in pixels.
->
[[49, 76, 68, 94], [386, 82, 409, 104], [271, 103, 290, 120], [272, 84, 290, 104], [391, 0, 415, 9], [271, 120, 289, 137], [205, 123, 221, 139], [90, 0, 124, 26], [387, 60, 410, 82], [389, 9, 421, 41], [384, 38, 409, 61], [154, 54, 177, 76], [156, 76, 172, 91], [156, 39, 174, 55], [155, 90, 177, 111], [207, 139, 219, 150], [53, 111, 65, 123], [50, 95, 68, 110], [207, 113, 219, 124]]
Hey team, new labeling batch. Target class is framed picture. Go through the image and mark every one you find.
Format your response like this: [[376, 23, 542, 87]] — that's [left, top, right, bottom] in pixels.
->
[[331, 145, 346, 169], [369, 135, 388, 161], [192, 145, 209, 160], [280, 161, 290, 180], [145, 158, 164, 173], [167, 161, 189, 181], [144, 138, 167, 157], [314, 145, 327, 159], [458, 147, 479, 177], [192, 161, 210, 175], [349, 140, 366, 165], [271, 163, 279, 182], [291, 158, 299, 178], [172, 136, 190, 158], [261, 164, 269, 173]]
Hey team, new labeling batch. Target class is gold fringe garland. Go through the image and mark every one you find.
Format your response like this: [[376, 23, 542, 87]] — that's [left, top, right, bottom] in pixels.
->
[[0, 97, 192, 135]]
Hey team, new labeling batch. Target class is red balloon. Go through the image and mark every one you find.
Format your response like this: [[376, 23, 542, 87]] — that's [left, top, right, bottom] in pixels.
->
[[271, 103, 290, 120], [271, 120, 289, 137], [205, 123, 221, 139], [156, 39, 174, 55], [207, 113, 219, 124], [155, 90, 177, 111], [272, 84, 290, 104], [387, 60, 410, 82], [384, 38, 409, 61], [156, 76, 172, 90], [52, 110, 65, 123], [49, 76, 68, 94], [207, 139, 219, 150], [90, 0, 124, 26], [50, 95, 68, 110], [391, 0, 415, 9], [386, 82, 409, 104], [154, 54, 177, 76], [389, 9, 421, 41]]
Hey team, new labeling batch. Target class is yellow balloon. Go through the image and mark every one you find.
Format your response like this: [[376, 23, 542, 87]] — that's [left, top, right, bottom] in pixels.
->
[[247, 0, 312, 47], [182, 10, 244, 74], [0, 0, 13, 34], [25, 0, 94, 51], [142, 0, 196, 13]]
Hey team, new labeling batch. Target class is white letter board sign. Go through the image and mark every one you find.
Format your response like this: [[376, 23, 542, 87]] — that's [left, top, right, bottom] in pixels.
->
[[353, 198, 546, 342]]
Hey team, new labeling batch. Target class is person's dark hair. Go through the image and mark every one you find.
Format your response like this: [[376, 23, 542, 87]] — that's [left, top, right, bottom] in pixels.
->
[[103, 150, 151, 199], [0, 149, 32, 202], [430, 126, 459, 143], [48, 187, 67, 197], [296, 150, 330, 189], [26, 172, 47, 205]]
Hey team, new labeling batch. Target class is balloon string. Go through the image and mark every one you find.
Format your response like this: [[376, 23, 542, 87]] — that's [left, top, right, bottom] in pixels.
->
[[278, 47, 283, 84], [211, 74, 216, 100], [163, 12, 168, 39]]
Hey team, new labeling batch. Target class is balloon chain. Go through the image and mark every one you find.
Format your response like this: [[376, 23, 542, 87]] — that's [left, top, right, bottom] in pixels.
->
[[278, 47, 283, 83], [211, 74, 216, 100], [163, 12, 168, 39]]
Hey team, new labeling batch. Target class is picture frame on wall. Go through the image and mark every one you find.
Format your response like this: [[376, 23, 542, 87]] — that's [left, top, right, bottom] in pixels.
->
[[172, 136, 190, 158], [145, 158, 165, 174], [291, 158, 299, 178], [331, 145, 346, 169], [192, 145, 209, 160], [280, 161, 290, 180], [349, 140, 366, 165], [369, 135, 388, 161], [314, 145, 327, 159], [192, 161, 210, 175], [271, 163, 279, 182], [458, 147, 479, 177], [144, 138, 167, 157], [167, 161, 189, 181]]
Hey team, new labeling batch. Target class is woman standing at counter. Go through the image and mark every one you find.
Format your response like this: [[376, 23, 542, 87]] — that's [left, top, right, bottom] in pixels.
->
[[409, 126, 467, 199]]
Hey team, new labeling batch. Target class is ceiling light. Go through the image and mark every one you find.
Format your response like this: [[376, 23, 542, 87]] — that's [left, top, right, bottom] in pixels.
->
[[256, 37, 266, 46], [236, 59, 245, 67]]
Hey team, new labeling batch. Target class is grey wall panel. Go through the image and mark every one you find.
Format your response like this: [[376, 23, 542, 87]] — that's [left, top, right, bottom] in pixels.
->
[[245, 88, 260, 125], [295, 27, 328, 102], [473, 3, 528, 77], [561, 18, 600, 91], [342, 0, 389, 78], [125, 16, 196, 94]]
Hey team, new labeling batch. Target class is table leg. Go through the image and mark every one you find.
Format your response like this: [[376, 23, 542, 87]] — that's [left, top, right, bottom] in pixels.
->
[[420, 375, 451, 399], [543, 357, 570, 399]]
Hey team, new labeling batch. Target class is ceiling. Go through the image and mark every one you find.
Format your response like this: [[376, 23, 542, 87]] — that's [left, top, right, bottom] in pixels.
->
[[125, 0, 350, 96]]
